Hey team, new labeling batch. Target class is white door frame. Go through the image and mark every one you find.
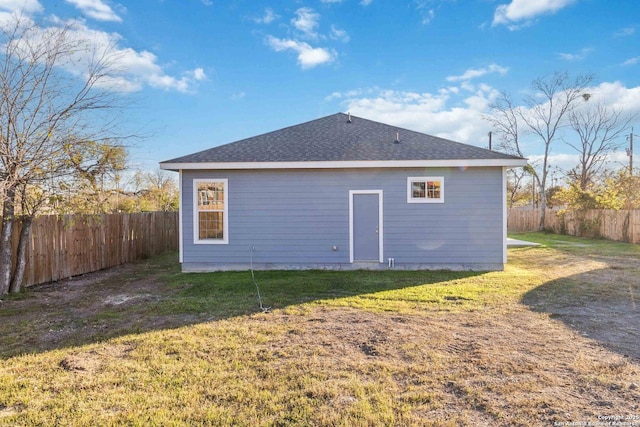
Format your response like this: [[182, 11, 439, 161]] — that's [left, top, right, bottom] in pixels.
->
[[349, 190, 384, 263]]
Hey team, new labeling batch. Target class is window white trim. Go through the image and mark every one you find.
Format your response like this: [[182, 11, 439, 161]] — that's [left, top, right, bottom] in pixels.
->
[[193, 178, 229, 244], [407, 176, 444, 204], [349, 190, 384, 263]]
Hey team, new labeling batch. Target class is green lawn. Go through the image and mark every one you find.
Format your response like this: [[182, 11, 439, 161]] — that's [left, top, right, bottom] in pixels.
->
[[0, 232, 638, 426]]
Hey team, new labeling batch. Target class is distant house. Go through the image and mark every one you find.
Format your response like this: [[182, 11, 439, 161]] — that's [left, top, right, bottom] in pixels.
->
[[160, 113, 527, 271]]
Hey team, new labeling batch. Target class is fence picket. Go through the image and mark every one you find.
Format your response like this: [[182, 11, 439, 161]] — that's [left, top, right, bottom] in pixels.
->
[[508, 208, 640, 244], [4, 212, 178, 289]]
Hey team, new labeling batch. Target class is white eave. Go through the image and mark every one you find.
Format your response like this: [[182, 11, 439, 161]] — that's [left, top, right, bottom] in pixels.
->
[[160, 158, 528, 171]]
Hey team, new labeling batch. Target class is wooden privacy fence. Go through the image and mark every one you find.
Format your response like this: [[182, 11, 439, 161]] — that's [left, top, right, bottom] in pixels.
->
[[508, 208, 640, 244], [10, 211, 178, 288]]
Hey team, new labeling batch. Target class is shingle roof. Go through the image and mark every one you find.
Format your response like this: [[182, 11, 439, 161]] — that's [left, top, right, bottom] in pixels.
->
[[161, 113, 524, 165]]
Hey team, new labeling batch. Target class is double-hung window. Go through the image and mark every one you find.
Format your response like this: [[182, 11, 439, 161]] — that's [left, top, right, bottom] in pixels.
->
[[194, 179, 228, 244], [407, 176, 444, 203]]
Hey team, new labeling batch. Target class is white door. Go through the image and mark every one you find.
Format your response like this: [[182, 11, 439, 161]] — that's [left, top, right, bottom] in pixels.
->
[[349, 190, 383, 263]]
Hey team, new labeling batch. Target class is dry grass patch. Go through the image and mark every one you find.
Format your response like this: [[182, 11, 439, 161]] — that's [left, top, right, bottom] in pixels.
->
[[2, 307, 637, 426], [1, 234, 639, 425]]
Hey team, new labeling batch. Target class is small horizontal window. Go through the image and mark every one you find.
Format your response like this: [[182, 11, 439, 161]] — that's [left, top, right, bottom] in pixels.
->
[[407, 176, 444, 203]]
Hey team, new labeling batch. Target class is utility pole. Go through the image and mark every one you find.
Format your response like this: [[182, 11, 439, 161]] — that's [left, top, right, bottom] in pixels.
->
[[532, 175, 536, 209], [488, 131, 492, 151], [627, 128, 635, 175]]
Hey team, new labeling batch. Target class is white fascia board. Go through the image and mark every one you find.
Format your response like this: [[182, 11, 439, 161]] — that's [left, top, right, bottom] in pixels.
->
[[160, 158, 528, 171]]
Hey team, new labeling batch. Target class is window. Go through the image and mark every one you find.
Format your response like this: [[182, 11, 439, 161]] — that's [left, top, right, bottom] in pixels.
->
[[194, 179, 228, 244], [407, 176, 444, 203]]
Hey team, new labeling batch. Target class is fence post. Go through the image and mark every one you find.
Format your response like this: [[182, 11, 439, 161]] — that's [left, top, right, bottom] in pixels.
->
[[5, 211, 178, 289], [508, 208, 640, 244]]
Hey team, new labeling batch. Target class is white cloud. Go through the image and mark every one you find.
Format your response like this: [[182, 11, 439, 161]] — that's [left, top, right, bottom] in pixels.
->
[[264, 8, 347, 69], [526, 147, 635, 177], [291, 7, 320, 39], [623, 56, 640, 66], [446, 64, 509, 82], [413, 1, 436, 25], [324, 88, 377, 101], [266, 35, 335, 69], [253, 7, 278, 24], [557, 47, 593, 61], [10, 17, 205, 93], [493, 0, 576, 28], [329, 25, 349, 42], [526, 153, 579, 172], [325, 91, 342, 101], [112, 50, 205, 93], [422, 9, 435, 24], [230, 91, 245, 101], [614, 26, 636, 37], [585, 81, 640, 115], [65, 0, 122, 23], [360, 0, 372, 5], [192, 68, 206, 81], [0, 3, 204, 94], [320, 0, 343, 3], [502, 81, 640, 165], [328, 80, 640, 163], [97, 46, 204, 93], [0, 11, 19, 26], [0, 0, 43, 13], [336, 84, 499, 144]]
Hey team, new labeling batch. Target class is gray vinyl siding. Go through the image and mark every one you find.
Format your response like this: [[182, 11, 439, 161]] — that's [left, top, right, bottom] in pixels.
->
[[181, 167, 504, 270]]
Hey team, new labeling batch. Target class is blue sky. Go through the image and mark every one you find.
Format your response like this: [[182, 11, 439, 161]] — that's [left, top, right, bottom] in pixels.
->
[[3, 0, 640, 173]]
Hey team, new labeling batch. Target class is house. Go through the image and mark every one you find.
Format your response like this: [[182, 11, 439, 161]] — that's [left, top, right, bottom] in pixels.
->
[[160, 113, 527, 272]]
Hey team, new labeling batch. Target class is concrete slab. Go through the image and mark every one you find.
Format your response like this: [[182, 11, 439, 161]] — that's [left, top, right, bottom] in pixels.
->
[[507, 238, 541, 247]]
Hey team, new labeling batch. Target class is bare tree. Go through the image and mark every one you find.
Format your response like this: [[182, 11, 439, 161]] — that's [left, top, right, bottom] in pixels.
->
[[486, 72, 594, 230], [0, 15, 127, 294], [521, 72, 594, 229], [505, 164, 544, 209], [486, 92, 523, 157], [566, 103, 632, 190], [506, 167, 528, 208], [485, 92, 531, 209]]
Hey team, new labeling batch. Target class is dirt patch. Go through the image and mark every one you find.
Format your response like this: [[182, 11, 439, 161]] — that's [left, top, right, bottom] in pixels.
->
[[252, 306, 640, 424], [59, 343, 134, 374], [103, 294, 155, 305], [0, 405, 20, 420], [2, 250, 639, 366], [523, 253, 640, 360], [0, 256, 186, 358], [1, 248, 639, 425], [553, 241, 593, 247]]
